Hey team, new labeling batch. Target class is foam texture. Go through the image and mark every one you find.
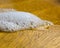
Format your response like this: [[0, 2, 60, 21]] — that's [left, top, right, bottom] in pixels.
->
[[0, 9, 54, 32]]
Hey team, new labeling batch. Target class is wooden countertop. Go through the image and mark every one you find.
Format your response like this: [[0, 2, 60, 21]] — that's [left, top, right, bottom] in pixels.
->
[[0, 0, 60, 48], [0, 25, 60, 48]]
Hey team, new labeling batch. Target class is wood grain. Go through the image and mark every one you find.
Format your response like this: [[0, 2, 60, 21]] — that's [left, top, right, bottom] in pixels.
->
[[0, 25, 60, 48], [0, 0, 60, 48]]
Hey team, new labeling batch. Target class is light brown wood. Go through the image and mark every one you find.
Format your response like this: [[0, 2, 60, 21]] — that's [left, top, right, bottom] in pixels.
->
[[0, 0, 60, 48], [0, 25, 60, 48]]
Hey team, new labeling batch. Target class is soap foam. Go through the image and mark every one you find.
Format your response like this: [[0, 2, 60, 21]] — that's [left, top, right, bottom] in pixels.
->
[[0, 9, 54, 32]]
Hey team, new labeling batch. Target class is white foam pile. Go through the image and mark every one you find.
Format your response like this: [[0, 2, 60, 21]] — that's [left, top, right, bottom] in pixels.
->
[[0, 8, 54, 32]]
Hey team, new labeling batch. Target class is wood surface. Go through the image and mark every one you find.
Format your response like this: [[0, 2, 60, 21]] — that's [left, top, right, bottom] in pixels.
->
[[0, 25, 60, 48], [0, 0, 60, 48]]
